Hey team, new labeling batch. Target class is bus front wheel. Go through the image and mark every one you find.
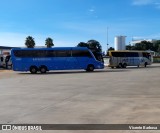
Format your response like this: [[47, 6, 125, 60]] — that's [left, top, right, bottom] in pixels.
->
[[39, 66, 47, 73], [86, 65, 94, 72], [116, 63, 122, 68], [30, 66, 38, 74], [122, 63, 127, 68]]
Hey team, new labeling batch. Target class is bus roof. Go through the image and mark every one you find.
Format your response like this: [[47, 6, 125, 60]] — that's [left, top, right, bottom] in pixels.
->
[[11, 47, 89, 51]]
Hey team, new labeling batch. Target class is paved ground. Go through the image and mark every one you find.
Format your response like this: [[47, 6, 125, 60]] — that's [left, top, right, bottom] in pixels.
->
[[0, 64, 160, 133]]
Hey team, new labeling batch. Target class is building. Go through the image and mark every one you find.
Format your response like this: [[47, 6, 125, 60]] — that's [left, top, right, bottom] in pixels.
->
[[0, 46, 13, 55], [0, 46, 21, 56]]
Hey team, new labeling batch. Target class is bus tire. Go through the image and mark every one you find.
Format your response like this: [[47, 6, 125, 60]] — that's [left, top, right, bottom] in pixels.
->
[[117, 63, 122, 68], [144, 62, 147, 67], [86, 64, 94, 72], [39, 66, 47, 73], [30, 66, 38, 74], [122, 63, 127, 68]]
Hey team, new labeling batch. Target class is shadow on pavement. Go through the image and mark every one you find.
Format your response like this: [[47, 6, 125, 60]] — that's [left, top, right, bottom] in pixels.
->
[[17, 69, 130, 75]]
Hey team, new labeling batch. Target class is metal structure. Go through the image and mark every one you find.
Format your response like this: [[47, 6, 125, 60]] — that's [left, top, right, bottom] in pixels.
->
[[114, 36, 126, 51]]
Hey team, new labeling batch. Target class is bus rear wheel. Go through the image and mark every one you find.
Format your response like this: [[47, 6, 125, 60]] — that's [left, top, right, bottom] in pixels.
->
[[30, 66, 38, 74], [39, 66, 47, 73], [86, 65, 94, 72], [116, 63, 122, 68]]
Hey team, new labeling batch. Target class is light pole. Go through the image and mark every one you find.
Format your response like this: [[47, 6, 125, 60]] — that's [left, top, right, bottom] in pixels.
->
[[107, 27, 109, 53]]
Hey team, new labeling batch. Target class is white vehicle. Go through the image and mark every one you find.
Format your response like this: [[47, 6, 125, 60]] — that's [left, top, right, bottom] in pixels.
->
[[108, 51, 152, 68], [0, 54, 12, 69], [0, 54, 4, 68]]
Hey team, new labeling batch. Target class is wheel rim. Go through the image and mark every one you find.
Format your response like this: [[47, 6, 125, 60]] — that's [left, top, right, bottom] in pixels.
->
[[40, 67, 46, 73], [123, 64, 127, 68], [31, 67, 37, 73], [118, 64, 122, 68], [32, 68, 36, 73], [88, 65, 94, 71], [90, 66, 93, 71]]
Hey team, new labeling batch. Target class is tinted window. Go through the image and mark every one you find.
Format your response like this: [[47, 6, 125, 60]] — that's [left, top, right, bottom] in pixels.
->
[[55, 50, 71, 57], [131, 52, 139, 57], [13, 50, 92, 58], [36, 50, 47, 57], [13, 50, 48, 57], [47, 50, 55, 57], [72, 50, 92, 57], [143, 52, 150, 59], [13, 50, 71, 57], [112, 52, 139, 57], [112, 52, 125, 57], [125, 52, 139, 57]]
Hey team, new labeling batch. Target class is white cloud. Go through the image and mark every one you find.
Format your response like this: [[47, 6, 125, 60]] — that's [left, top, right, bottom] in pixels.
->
[[132, 33, 160, 40], [132, 0, 160, 9], [88, 6, 95, 12], [89, 9, 95, 12], [154, 2, 160, 8], [132, 0, 154, 5], [88, 6, 98, 18]]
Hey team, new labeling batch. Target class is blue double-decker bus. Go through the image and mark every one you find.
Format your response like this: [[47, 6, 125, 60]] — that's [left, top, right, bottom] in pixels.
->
[[11, 47, 104, 74]]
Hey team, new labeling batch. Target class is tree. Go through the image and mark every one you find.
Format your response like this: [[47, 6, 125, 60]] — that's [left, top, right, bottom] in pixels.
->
[[158, 45, 160, 53], [108, 47, 114, 51], [134, 41, 154, 51], [77, 40, 103, 61], [25, 36, 35, 48], [126, 44, 135, 50], [45, 37, 54, 48], [126, 40, 160, 53], [153, 40, 160, 52], [77, 42, 88, 48], [106, 47, 114, 56], [77, 40, 102, 53], [87, 39, 102, 52]]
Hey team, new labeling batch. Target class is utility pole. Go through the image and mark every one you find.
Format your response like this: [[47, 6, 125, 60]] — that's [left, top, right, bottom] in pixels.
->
[[107, 27, 109, 52]]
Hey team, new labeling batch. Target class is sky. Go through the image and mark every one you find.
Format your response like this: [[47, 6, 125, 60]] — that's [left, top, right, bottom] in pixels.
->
[[0, 0, 160, 51]]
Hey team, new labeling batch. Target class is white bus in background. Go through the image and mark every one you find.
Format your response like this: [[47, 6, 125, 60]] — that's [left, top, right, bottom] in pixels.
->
[[108, 51, 152, 68], [0, 54, 12, 69], [0, 54, 3, 68]]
